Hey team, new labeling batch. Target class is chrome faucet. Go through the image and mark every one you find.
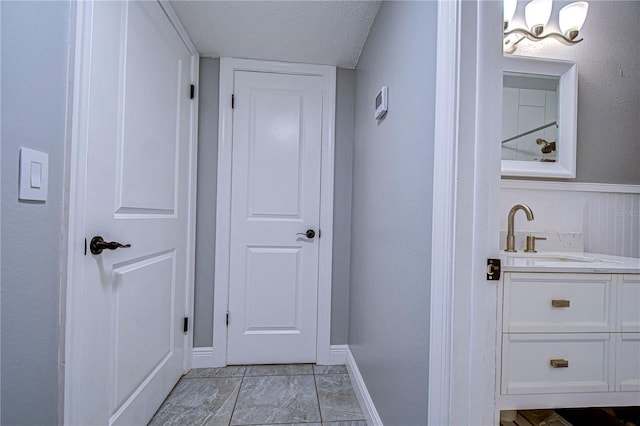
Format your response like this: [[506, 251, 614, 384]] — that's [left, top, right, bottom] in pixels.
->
[[505, 204, 534, 252]]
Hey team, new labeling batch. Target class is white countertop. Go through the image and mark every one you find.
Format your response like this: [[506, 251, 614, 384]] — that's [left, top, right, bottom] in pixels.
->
[[500, 251, 640, 273]]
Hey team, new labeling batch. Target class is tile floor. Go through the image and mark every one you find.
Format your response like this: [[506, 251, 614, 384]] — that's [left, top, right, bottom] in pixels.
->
[[149, 364, 367, 426]]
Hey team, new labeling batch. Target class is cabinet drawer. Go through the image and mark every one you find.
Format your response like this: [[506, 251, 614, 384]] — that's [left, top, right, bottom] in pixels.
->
[[503, 273, 612, 333], [617, 333, 640, 392], [620, 275, 640, 333], [501, 333, 612, 395]]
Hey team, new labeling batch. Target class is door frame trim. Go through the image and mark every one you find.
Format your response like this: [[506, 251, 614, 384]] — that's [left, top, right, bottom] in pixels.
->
[[428, 1, 502, 424], [427, 1, 460, 422], [212, 57, 336, 366], [62, 1, 199, 422]]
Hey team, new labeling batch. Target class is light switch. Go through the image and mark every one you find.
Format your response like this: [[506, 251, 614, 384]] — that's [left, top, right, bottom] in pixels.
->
[[30, 161, 42, 188], [19, 147, 48, 201]]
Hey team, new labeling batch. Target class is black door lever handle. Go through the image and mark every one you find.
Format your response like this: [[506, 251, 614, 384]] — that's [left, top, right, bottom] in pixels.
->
[[296, 229, 316, 239], [90, 236, 131, 255]]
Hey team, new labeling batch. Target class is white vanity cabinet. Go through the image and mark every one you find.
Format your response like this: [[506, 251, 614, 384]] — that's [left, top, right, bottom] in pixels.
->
[[497, 270, 640, 410], [618, 274, 640, 392]]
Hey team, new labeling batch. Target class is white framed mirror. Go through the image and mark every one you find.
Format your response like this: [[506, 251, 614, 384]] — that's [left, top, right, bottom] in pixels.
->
[[502, 56, 577, 178]]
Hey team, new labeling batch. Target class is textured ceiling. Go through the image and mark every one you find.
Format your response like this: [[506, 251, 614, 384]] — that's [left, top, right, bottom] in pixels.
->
[[170, 1, 381, 69]]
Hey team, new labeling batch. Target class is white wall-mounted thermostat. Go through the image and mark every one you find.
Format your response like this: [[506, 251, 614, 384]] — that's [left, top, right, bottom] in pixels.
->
[[374, 86, 388, 120]]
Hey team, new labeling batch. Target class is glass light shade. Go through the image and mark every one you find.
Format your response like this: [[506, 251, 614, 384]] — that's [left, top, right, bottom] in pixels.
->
[[559, 2, 589, 35], [504, 0, 518, 26], [525, 0, 553, 32]]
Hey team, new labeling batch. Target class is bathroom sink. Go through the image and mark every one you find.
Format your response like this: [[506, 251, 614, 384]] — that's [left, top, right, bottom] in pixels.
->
[[501, 251, 639, 272], [503, 252, 600, 263], [502, 251, 626, 268]]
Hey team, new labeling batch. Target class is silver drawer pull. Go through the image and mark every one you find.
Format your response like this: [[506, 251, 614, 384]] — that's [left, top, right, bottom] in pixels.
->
[[551, 299, 570, 308], [550, 359, 569, 368]]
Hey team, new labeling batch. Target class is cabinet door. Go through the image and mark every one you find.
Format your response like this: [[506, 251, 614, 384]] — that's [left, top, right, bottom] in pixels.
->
[[501, 333, 612, 395], [503, 273, 613, 333], [619, 274, 640, 333], [617, 333, 640, 392]]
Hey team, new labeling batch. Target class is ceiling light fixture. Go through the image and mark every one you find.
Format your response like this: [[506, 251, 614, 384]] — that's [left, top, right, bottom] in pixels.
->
[[503, 0, 588, 54]]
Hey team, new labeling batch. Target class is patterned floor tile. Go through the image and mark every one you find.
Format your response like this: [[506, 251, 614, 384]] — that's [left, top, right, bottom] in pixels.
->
[[315, 374, 365, 423], [183, 365, 246, 379], [230, 375, 321, 425], [149, 377, 241, 426], [245, 364, 314, 376], [313, 365, 348, 375]]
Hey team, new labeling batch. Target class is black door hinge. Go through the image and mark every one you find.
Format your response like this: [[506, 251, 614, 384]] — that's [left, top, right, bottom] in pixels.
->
[[226, 311, 229, 326], [487, 258, 501, 281], [189, 84, 195, 99], [183, 317, 189, 333], [231, 94, 234, 109]]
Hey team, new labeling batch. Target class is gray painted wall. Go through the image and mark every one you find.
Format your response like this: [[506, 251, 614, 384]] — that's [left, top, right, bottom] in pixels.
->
[[331, 68, 355, 345], [194, 58, 220, 347], [193, 62, 355, 347], [513, 0, 640, 184], [348, 2, 436, 425], [1, 1, 71, 423]]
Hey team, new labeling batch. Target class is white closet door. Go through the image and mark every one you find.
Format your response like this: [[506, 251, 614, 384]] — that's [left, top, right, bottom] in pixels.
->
[[227, 70, 323, 364]]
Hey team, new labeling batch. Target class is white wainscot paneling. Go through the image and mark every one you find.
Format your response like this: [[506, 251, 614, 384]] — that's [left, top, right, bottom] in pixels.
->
[[500, 181, 640, 258]]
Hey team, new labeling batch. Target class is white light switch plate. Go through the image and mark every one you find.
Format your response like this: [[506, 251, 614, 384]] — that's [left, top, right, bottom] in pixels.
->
[[19, 147, 49, 201]]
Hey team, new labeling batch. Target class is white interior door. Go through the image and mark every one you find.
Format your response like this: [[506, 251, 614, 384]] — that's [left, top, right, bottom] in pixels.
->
[[66, 2, 193, 424], [227, 71, 323, 364]]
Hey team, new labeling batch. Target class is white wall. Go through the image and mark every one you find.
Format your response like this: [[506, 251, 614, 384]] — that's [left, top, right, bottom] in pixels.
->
[[1, 1, 72, 423], [348, 2, 436, 424]]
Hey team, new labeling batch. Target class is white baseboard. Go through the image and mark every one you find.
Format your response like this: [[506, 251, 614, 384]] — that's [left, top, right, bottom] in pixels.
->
[[192, 345, 348, 368], [324, 344, 348, 365], [345, 347, 383, 426], [191, 347, 225, 368]]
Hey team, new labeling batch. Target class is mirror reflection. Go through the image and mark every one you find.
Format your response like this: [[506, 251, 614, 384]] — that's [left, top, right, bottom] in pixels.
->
[[502, 72, 560, 163]]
